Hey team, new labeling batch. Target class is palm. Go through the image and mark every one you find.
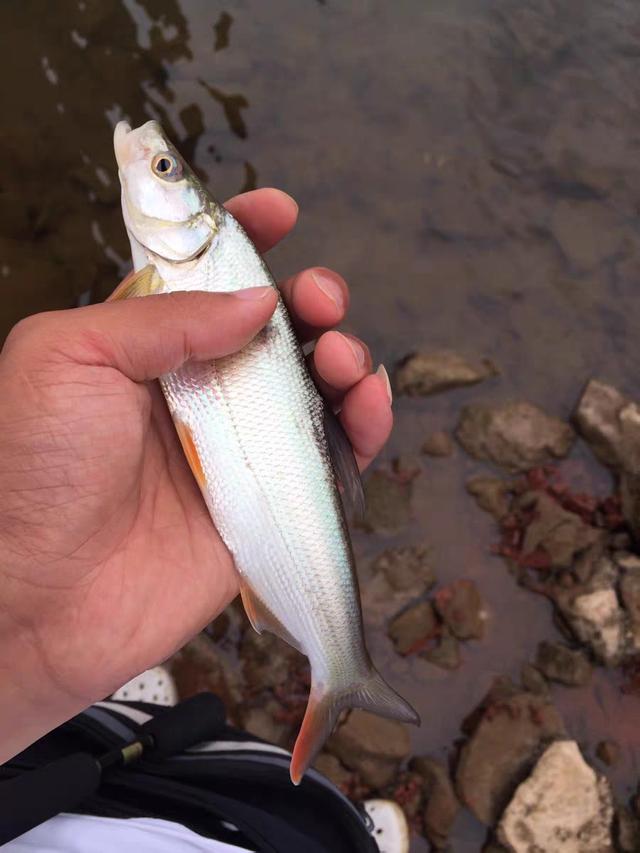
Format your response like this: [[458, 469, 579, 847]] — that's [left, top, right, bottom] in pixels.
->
[[0, 190, 393, 737]]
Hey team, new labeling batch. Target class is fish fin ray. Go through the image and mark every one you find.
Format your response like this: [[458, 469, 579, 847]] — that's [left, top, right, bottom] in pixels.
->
[[239, 580, 303, 653], [107, 264, 163, 301], [174, 420, 207, 490], [290, 667, 419, 785], [323, 404, 365, 520]]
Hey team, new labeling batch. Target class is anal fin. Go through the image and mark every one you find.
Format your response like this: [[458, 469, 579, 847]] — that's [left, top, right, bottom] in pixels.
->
[[107, 264, 164, 301], [239, 580, 302, 653]]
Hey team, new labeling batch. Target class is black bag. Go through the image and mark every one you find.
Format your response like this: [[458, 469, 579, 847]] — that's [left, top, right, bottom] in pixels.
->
[[0, 694, 377, 852]]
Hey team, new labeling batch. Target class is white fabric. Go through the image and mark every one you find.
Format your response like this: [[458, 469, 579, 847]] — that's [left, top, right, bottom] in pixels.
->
[[5, 813, 251, 853]]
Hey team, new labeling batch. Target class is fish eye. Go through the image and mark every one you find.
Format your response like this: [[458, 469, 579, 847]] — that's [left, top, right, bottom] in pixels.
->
[[151, 152, 182, 181]]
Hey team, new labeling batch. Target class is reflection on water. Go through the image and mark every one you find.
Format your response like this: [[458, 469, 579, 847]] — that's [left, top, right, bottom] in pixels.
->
[[2, 0, 640, 848]]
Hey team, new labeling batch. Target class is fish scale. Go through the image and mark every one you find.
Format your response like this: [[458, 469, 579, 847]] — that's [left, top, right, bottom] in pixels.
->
[[113, 119, 419, 783]]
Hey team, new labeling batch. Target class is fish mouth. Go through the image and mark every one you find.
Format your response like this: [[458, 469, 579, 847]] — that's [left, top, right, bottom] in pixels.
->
[[113, 121, 133, 169]]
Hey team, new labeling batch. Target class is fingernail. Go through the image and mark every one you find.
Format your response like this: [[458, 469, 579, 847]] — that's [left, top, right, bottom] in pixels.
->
[[311, 270, 344, 311], [337, 332, 365, 369], [376, 364, 393, 405], [233, 285, 274, 300]]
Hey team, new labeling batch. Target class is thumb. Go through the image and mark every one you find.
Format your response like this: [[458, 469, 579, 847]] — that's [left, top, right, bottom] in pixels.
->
[[5, 286, 278, 382]]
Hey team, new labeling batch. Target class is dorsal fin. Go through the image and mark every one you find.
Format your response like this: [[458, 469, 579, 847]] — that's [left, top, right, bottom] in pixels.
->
[[323, 404, 365, 520]]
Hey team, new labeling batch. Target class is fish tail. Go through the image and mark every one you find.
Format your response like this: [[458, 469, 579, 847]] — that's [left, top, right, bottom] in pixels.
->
[[290, 667, 419, 785]]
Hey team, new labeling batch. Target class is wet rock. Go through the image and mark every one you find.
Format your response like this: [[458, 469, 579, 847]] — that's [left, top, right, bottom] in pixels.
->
[[388, 600, 439, 656], [371, 544, 437, 594], [556, 575, 625, 666], [596, 740, 620, 767], [498, 740, 614, 852], [314, 752, 355, 792], [456, 401, 575, 473], [615, 804, 640, 852], [328, 710, 411, 789], [241, 702, 293, 749], [421, 628, 461, 671], [466, 476, 511, 520], [361, 470, 412, 533], [614, 551, 640, 572], [392, 454, 422, 481], [170, 633, 242, 721], [620, 569, 640, 651], [520, 663, 549, 696], [410, 756, 460, 849], [388, 771, 425, 822], [534, 641, 592, 687], [455, 687, 566, 825], [240, 628, 305, 692], [395, 349, 497, 397], [206, 611, 230, 642], [552, 199, 621, 270], [574, 380, 632, 467], [422, 431, 455, 458], [573, 380, 640, 537], [434, 580, 487, 641], [519, 492, 603, 570]]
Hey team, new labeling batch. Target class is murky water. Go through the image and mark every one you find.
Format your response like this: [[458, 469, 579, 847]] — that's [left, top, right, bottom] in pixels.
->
[[3, 1, 640, 849]]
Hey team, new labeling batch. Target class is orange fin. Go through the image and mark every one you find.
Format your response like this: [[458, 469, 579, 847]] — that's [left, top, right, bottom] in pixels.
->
[[239, 580, 302, 652], [107, 264, 163, 301], [174, 420, 207, 490]]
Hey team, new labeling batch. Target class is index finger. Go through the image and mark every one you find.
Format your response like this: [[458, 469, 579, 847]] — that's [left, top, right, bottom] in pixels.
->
[[224, 188, 299, 254]]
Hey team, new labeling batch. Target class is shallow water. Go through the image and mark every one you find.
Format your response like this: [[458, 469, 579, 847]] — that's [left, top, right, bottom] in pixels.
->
[[2, 1, 640, 848]]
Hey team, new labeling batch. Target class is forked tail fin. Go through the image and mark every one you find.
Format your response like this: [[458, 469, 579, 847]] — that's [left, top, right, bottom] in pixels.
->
[[290, 668, 419, 785]]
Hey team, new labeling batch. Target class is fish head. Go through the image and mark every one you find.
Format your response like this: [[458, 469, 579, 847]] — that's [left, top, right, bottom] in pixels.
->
[[114, 120, 217, 264]]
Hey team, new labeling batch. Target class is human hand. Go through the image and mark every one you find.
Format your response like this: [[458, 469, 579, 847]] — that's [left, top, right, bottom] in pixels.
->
[[0, 189, 392, 762]]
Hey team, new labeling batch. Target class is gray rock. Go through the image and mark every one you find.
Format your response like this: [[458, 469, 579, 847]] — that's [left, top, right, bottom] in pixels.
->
[[388, 600, 439, 656], [573, 379, 631, 467], [434, 579, 488, 640], [422, 431, 455, 458], [395, 349, 498, 397], [520, 663, 549, 696], [620, 571, 640, 651], [328, 710, 411, 789], [498, 740, 614, 852], [240, 628, 304, 692], [371, 544, 437, 593], [552, 199, 621, 270], [421, 628, 461, 671], [241, 702, 294, 749], [573, 380, 640, 537], [466, 476, 511, 520], [456, 401, 575, 473], [535, 641, 592, 687], [615, 804, 640, 853], [313, 752, 354, 791], [519, 492, 603, 570], [455, 687, 566, 825], [361, 470, 412, 533], [555, 559, 626, 666], [410, 756, 460, 849], [595, 740, 621, 767]]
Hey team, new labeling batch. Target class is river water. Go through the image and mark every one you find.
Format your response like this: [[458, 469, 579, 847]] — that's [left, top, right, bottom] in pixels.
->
[[2, 1, 640, 849]]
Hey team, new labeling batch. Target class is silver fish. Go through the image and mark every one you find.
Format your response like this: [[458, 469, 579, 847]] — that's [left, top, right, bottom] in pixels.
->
[[113, 120, 418, 783]]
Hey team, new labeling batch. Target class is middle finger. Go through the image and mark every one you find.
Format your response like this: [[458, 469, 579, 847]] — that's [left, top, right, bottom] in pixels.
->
[[279, 267, 349, 343]]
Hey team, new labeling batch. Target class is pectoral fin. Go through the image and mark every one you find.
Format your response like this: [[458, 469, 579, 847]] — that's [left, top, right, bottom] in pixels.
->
[[239, 580, 302, 653], [174, 420, 207, 490], [107, 264, 164, 301]]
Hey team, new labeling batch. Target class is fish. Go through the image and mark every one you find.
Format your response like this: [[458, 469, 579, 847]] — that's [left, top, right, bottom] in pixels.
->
[[112, 120, 419, 783]]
